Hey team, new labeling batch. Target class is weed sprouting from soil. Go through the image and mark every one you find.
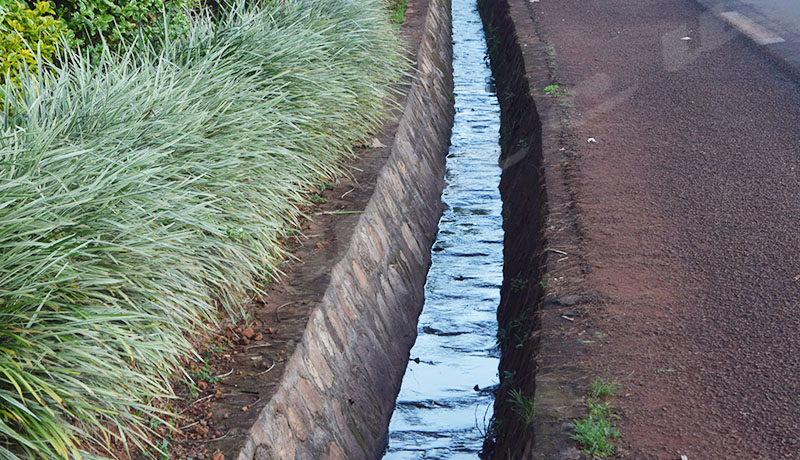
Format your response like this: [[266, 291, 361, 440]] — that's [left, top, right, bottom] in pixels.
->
[[572, 378, 621, 457], [508, 388, 535, 424]]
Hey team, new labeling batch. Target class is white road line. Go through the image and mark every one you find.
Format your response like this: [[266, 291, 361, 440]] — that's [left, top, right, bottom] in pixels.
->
[[719, 11, 786, 45]]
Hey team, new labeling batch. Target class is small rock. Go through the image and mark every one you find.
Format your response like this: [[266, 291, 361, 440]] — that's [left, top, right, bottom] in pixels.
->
[[587, 137, 597, 143], [555, 295, 585, 306]]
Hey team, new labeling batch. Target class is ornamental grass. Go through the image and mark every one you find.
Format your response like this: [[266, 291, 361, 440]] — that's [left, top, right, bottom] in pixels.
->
[[0, 0, 404, 457]]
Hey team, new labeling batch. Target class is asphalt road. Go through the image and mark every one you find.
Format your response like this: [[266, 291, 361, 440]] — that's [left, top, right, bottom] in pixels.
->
[[695, 0, 800, 72], [527, 0, 800, 457]]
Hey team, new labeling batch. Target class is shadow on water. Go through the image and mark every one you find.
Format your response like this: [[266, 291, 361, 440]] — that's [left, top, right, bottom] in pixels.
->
[[382, 0, 502, 458]]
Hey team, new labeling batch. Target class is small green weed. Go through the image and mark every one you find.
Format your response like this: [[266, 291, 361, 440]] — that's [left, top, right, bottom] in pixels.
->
[[189, 360, 223, 386], [543, 84, 567, 97], [310, 194, 328, 204], [187, 381, 200, 399], [147, 438, 170, 460], [515, 332, 530, 349], [510, 277, 528, 293], [496, 312, 528, 346], [589, 378, 617, 399], [485, 23, 500, 62], [502, 370, 517, 388], [572, 380, 621, 457], [211, 341, 233, 353], [388, 0, 408, 23], [572, 399, 620, 457], [508, 388, 535, 425]]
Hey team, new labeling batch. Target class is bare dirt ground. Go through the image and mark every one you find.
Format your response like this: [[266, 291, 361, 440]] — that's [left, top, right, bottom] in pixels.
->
[[519, 0, 800, 458]]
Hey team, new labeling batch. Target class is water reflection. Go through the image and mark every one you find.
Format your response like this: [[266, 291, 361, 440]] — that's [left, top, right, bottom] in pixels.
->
[[382, 0, 502, 457]]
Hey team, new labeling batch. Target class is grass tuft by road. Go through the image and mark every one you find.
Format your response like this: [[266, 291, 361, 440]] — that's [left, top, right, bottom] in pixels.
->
[[572, 379, 621, 457]]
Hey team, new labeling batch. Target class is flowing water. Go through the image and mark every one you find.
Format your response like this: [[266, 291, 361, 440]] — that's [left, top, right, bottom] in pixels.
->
[[382, 1, 502, 457]]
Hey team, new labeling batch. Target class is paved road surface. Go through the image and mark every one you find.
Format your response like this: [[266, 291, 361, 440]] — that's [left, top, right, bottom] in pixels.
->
[[526, 0, 800, 457], [696, 0, 800, 71]]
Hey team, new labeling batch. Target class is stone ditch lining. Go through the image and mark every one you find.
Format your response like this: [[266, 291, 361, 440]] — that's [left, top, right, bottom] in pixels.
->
[[234, 0, 455, 458]]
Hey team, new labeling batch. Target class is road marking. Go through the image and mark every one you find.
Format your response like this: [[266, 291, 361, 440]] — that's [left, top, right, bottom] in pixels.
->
[[719, 11, 785, 45]]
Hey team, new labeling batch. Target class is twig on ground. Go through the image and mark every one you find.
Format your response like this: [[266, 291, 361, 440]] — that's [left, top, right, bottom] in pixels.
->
[[179, 421, 199, 431], [275, 301, 298, 322], [313, 210, 365, 216], [183, 432, 228, 443], [179, 394, 215, 414], [254, 361, 276, 376], [212, 368, 234, 380]]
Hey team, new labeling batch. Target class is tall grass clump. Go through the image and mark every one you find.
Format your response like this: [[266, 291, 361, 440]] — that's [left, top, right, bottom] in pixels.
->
[[0, 0, 405, 457]]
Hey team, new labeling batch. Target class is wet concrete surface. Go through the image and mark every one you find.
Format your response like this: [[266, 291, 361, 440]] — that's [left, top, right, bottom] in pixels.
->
[[382, 0, 503, 457]]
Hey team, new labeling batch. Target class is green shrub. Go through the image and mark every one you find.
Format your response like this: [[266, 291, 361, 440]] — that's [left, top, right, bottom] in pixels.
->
[[0, 0, 69, 86], [0, 0, 404, 457], [52, 0, 196, 56]]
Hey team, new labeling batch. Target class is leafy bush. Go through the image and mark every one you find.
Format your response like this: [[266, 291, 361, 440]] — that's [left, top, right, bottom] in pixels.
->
[[52, 0, 196, 56], [0, 0, 69, 86], [0, 0, 404, 458]]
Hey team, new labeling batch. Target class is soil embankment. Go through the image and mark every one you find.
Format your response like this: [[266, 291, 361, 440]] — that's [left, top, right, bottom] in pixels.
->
[[477, 0, 552, 457]]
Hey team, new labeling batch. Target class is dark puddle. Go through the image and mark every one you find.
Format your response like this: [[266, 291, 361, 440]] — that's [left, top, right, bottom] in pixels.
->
[[383, 0, 502, 457]]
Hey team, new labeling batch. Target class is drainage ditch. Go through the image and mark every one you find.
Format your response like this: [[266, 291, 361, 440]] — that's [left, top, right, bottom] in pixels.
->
[[383, 0, 547, 457], [232, 0, 546, 455], [383, 0, 503, 456]]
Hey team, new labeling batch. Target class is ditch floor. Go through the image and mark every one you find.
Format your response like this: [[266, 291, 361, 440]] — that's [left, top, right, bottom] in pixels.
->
[[129, 3, 432, 459]]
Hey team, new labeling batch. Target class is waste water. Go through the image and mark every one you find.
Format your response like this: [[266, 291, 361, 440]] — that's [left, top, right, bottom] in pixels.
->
[[382, 0, 503, 456]]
